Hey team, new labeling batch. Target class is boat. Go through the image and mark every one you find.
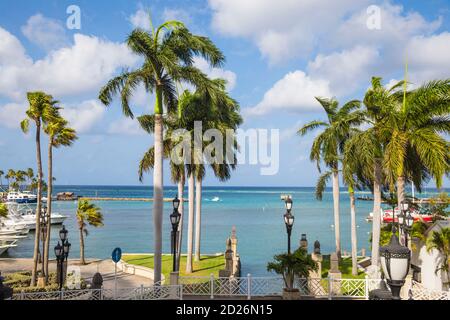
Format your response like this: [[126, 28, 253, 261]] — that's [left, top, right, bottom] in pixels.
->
[[0, 238, 18, 255], [6, 190, 37, 203], [211, 196, 220, 202], [5, 202, 67, 229]]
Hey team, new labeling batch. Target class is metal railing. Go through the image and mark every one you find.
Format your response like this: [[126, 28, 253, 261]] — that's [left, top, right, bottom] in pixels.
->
[[409, 280, 450, 300], [12, 285, 183, 300]]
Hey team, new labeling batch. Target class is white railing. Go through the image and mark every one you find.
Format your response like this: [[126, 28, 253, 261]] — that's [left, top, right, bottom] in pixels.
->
[[12, 285, 183, 300], [179, 274, 380, 299], [409, 281, 450, 300]]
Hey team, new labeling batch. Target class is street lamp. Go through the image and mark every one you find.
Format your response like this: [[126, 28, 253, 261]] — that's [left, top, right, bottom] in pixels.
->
[[170, 196, 181, 272], [379, 227, 411, 300], [54, 225, 70, 291], [283, 197, 294, 254]]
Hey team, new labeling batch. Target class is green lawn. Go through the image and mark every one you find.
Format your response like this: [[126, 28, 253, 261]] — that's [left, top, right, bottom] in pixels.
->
[[122, 254, 225, 280], [320, 255, 366, 279]]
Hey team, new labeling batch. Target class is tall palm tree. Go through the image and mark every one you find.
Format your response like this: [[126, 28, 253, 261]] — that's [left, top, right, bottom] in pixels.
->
[[43, 116, 77, 283], [344, 77, 406, 270], [383, 79, 450, 207], [99, 15, 224, 283], [20, 91, 59, 286], [298, 97, 362, 259], [76, 200, 104, 265]]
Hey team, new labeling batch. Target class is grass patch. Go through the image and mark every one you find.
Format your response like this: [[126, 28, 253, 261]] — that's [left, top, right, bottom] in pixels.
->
[[320, 255, 366, 279], [122, 254, 225, 280]]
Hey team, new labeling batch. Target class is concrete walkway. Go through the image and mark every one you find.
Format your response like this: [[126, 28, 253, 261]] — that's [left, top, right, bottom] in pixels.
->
[[0, 258, 153, 289]]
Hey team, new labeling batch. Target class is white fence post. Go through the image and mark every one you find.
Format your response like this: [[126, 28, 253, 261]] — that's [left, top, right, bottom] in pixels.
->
[[140, 284, 144, 300], [60, 288, 64, 300], [327, 276, 332, 300], [364, 275, 369, 300], [210, 273, 214, 299], [20, 290, 25, 300], [247, 274, 252, 300], [179, 285, 183, 300]]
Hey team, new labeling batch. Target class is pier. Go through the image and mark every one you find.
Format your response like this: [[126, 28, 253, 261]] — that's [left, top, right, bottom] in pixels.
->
[[80, 197, 187, 202]]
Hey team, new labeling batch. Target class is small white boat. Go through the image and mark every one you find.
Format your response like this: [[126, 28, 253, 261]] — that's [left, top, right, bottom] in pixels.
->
[[4, 202, 67, 230], [7, 190, 37, 203], [0, 238, 18, 255], [211, 196, 220, 202]]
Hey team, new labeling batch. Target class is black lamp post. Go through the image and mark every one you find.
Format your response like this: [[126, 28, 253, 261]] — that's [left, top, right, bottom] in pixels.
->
[[283, 197, 294, 254], [54, 225, 70, 291], [170, 196, 181, 272], [379, 226, 411, 300]]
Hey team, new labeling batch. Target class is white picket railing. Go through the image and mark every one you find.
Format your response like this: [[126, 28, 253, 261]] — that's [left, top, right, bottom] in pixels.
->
[[409, 280, 450, 300], [12, 285, 183, 300], [179, 275, 380, 299]]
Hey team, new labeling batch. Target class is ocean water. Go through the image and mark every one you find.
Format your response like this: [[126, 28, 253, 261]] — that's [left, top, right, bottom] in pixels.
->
[[2, 185, 446, 276]]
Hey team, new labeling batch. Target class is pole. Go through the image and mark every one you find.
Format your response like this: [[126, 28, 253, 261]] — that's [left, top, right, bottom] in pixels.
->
[[172, 228, 177, 272], [287, 229, 291, 254], [114, 262, 117, 299]]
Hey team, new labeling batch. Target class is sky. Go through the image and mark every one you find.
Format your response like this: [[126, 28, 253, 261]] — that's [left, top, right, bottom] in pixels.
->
[[0, 0, 449, 187]]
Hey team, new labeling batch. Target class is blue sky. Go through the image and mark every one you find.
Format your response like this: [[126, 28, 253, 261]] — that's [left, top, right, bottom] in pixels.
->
[[0, 0, 449, 187]]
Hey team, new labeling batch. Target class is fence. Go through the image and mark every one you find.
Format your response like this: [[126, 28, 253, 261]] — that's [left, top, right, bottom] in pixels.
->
[[10, 277, 449, 300], [409, 280, 450, 300], [12, 285, 183, 300], [179, 274, 381, 299]]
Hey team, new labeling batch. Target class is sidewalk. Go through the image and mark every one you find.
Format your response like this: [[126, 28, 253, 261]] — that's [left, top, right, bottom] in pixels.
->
[[0, 258, 153, 289]]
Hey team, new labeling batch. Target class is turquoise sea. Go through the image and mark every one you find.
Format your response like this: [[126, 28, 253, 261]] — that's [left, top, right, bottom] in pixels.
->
[[2, 185, 446, 276]]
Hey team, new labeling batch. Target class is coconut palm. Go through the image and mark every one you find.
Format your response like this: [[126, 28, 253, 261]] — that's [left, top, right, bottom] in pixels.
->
[[344, 77, 407, 270], [43, 116, 77, 283], [76, 200, 104, 265], [20, 91, 60, 286], [26, 168, 34, 188], [383, 79, 450, 207], [99, 15, 224, 283], [298, 97, 363, 258], [426, 227, 450, 287]]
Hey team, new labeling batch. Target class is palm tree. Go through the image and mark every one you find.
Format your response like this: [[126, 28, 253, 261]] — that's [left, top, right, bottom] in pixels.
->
[[26, 168, 34, 189], [76, 200, 104, 265], [99, 15, 224, 283], [298, 97, 362, 259], [5, 169, 15, 189], [20, 91, 59, 286], [426, 227, 450, 288], [383, 79, 450, 207], [43, 116, 77, 282], [344, 77, 406, 270], [15, 170, 26, 191]]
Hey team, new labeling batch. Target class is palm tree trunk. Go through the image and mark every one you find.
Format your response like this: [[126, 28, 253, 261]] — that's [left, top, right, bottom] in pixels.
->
[[79, 227, 85, 265], [194, 177, 202, 262], [44, 140, 53, 284], [397, 175, 405, 208], [186, 173, 195, 273], [31, 121, 42, 286], [153, 112, 164, 284], [349, 189, 358, 276], [176, 176, 185, 271], [332, 168, 341, 259], [371, 160, 382, 268]]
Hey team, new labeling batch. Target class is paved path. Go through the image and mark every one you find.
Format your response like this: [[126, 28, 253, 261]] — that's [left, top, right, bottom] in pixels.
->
[[0, 258, 153, 289]]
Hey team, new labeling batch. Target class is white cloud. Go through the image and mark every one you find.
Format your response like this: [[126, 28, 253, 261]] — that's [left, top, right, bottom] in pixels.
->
[[209, 0, 370, 64], [21, 14, 68, 51], [60, 100, 105, 134], [129, 9, 151, 30], [245, 71, 331, 116], [108, 117, 145, 135], [307, 46, 380, 96], [0, 102, 26, 129], [0, 27, 138, 101], [194, 57, 237, 91]]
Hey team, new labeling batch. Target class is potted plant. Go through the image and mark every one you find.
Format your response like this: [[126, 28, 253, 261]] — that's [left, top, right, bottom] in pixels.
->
[[267, 247, 318, 300]]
